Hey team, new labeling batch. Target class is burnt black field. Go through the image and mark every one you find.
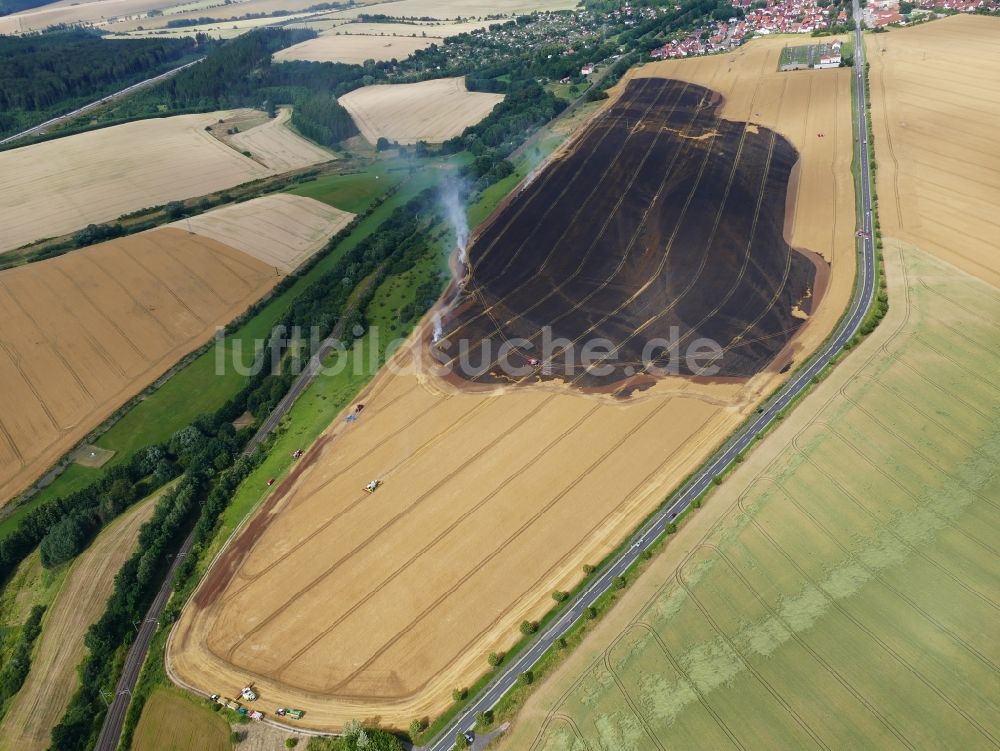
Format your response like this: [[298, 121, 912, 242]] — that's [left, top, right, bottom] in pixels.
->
[[436, 77, 818, 389]]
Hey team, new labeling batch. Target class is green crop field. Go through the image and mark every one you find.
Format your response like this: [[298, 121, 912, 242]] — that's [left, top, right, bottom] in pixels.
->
[[132, 689, 230, 751], [508, 245, 1000, 751], [287, 163, 404, 214]]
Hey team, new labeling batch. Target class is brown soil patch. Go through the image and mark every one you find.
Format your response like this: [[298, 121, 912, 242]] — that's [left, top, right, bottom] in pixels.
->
[[867, 14, 1000, 288], [168, 35, 855, 730], [232, 412, 255, 430]]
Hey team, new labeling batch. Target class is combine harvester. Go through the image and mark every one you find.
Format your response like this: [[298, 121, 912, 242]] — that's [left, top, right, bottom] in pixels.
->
[[365, 479, 382, 493]]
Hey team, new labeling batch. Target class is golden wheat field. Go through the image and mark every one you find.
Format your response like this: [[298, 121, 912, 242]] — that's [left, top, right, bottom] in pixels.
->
[[338, 77, 505, 144], [0, 109, 333, 254], [867, 15, 1000, 288], [0, 194, 348, 505], [168, 36, 858, 729]]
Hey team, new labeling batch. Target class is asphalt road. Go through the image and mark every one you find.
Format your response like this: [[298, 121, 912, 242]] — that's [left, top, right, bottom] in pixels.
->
[[94, 531, 196, 751], [0, 58, 203, 148], [243, 285, 374, 455], [88, 16, 875, 750], [422, 13, 876, 751]]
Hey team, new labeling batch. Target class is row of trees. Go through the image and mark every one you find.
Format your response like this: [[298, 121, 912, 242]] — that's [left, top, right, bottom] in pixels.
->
[[44, 187, 446, 749], [50, 433, 261, 750], [0, 604, 45, 713]]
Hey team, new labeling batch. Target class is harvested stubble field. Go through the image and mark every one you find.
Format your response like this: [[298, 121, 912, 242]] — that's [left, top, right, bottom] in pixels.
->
[[168, 193, 354, 273], [327, 20, 493, 37], [272, 20, 495, 56], [867, 15, 1000, 288], [229, 108, 334, 170], [326, 0, 578, 19], [0, 0, 170, 34], [0, 109, 333, 254], [113, 12, 318, 38], [0, 489, 160, 751], [133, 689, 231, 751], [501, 241, 1000, 751], [0, 194, 344, 506], [168, 37, 855, 728], [272, 30, 436, 63], [337, 77, 504, 144]]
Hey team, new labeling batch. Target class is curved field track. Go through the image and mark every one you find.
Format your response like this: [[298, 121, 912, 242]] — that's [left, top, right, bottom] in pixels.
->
[[500, 242, 1000, 751], [0, 489, 160, 751], [169, 36, 855, 730], [440, 77, 816, 386]]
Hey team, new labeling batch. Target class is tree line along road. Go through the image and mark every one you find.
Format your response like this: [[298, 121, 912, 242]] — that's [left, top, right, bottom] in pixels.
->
[[421, 9, 876, 750], [93, 15, 876, 749], [0, 58, 203, 147]]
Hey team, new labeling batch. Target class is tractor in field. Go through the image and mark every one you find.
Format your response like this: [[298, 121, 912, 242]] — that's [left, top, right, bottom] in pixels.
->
[[365, 479, 382, 493], [276, 707, 305, 720]]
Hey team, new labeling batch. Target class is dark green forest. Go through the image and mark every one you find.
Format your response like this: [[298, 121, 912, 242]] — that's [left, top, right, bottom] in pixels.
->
[[101, 28, 362, 148], [0, 0, 50, 15], [0, 30, 202, 138]]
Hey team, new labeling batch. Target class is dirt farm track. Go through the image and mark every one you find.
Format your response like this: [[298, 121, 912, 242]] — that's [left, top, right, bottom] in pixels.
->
[[169, 36, 857, 728]]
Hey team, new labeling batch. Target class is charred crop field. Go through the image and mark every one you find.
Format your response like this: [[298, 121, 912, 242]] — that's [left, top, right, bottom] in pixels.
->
[[438, 78, 819, 388]]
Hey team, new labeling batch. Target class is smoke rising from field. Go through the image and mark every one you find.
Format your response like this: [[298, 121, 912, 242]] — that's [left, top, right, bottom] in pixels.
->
[[432, 311, 443, 343], [440, 175, 470, 263]]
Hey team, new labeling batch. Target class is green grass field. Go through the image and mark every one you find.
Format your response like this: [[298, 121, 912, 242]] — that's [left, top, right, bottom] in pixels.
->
[[515, 246, 1000, 750], [0, 155, 459, 541], [288, 162, 404, 214]]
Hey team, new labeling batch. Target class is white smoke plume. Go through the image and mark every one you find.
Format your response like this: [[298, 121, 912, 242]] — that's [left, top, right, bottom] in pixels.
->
[[432, 311, 443, 344], [440, 175, 470, 263]]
